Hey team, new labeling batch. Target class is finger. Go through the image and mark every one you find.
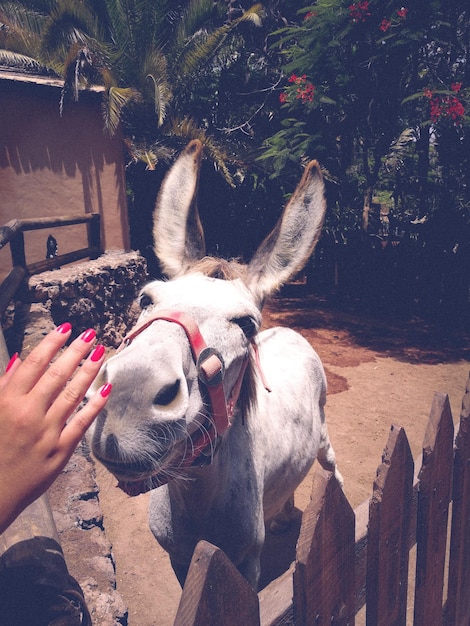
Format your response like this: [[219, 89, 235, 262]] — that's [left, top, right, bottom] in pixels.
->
[[46, 344, 106, 426], [0, 354, 21, 391], [9, 323, 73, 395], [59, 383, 112, 451], [33, 328, 98, 407]]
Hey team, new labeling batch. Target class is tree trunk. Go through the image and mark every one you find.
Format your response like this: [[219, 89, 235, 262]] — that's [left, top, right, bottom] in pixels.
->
[[362, 184, 374, 232], [416, 127, 430, 217]]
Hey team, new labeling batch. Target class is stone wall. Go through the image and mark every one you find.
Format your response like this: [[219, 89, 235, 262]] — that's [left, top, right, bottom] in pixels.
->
[[4, 250, 148, 355], [2, 250, 149, 625]]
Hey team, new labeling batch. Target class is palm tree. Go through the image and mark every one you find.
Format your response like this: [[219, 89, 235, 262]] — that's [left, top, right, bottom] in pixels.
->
[[0, 1, 264, 179]]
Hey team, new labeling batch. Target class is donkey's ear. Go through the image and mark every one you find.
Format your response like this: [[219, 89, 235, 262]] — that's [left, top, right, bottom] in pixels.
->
[[246, 160, 326, 306], [153, 140, 206, 278]]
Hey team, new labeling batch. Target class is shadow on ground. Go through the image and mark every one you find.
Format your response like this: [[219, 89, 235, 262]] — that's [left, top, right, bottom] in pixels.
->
[[264, 294, 470, 366]]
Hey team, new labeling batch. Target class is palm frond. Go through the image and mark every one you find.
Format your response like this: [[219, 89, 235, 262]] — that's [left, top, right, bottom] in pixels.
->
[[103, 85, 142, 136], [0, 2, 45, 59], [173, 0, 214, 49], [140, 48, 172, 127], [124, 137, 174, 170], [40, 0, 103, 67], [170, 116, 235, 187], [176, 3, 263, 79], [0, 48, 46, 71]]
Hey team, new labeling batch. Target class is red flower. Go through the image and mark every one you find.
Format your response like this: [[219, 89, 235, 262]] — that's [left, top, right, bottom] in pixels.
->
[[281, 75, 315, 105], [304, 11, 317, 20], [380, 19, 392, 32], [396, 7, 408, 18], [430, 98, 442, 123], [349, 0, 370, 22], [297, 82, 315, 103], [426, 90, 465, 124], [451, 82, 462, 93], [447, 97, 464, 121]]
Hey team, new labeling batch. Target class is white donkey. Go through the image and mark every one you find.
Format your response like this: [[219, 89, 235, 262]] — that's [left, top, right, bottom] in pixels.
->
[[89, 140, 342, 590]]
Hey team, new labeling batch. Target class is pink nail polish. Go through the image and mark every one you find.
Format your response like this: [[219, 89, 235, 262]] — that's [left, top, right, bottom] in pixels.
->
[[56, 322, 72, 334], [5, 352, 18, 372], [90, 344, 105, 362], [100, 383, 112, 398], [81, 328, 96, 343]]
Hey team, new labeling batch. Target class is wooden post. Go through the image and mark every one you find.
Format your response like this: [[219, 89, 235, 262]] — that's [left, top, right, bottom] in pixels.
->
[[294, 469, 355, 625], [445, 374, 470, 625], [175, 540, 260, 626], [87, 213, 101, 259], [366, 425, 414, 626], [9, 230, 26, 268], [414, 393, 454, 625], [0, 266, 26, 315]]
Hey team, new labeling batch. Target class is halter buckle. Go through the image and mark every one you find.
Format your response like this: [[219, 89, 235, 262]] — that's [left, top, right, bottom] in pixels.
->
[[197, 347, 225, 387]]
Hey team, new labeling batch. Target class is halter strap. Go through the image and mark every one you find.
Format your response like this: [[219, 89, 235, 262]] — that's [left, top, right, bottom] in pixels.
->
[[118, 310, 249, 457]]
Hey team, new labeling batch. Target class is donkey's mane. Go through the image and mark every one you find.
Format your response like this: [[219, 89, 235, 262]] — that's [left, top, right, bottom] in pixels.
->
[[187, 256, 248, 282]]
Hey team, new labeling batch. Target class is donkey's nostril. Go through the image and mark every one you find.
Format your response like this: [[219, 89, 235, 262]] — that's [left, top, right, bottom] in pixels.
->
[[154, 380, 180, 406]]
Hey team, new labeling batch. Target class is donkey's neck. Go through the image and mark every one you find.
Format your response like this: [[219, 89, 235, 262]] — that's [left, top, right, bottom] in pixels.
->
[[167, 419, 251, 512]]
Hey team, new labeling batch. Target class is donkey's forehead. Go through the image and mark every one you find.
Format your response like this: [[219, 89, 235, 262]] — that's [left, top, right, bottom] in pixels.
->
[[141, 273, 260, 319]]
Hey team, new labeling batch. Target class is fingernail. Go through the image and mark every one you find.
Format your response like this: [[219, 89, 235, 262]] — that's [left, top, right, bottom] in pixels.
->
[[90, 344, 105, 362], [100, 383, 112, 398], [80, 328, 96, 343], [56, 322, 72, 334], [5, 352, 18, 372]]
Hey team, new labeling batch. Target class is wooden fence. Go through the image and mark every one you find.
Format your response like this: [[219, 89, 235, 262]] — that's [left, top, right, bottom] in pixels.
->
[[174, 376, 470, 626]]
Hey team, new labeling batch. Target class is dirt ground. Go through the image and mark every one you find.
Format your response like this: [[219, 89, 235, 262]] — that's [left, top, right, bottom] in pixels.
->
[[93, 295, 470, 625]]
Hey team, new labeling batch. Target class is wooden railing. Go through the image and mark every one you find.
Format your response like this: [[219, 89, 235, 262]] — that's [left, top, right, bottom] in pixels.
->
[[1, 213, 101, 273], [0, 213, 101, 317]]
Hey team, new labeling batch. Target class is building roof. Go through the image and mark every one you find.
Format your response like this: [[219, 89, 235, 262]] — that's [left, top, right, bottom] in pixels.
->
[[0, 68, 104, 93]]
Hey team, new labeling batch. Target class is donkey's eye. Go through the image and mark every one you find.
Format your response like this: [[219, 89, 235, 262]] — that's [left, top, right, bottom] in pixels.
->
[[139, 293, 153, 309], [232, 316, 257, 339]]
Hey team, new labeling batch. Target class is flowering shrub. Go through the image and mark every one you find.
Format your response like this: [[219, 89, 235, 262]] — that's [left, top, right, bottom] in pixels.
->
[[279, 74, 315, 105], [423, 84, 465, 125]]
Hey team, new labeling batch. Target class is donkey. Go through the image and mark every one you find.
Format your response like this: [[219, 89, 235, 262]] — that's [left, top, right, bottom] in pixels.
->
[[89, 140, 342, 590]]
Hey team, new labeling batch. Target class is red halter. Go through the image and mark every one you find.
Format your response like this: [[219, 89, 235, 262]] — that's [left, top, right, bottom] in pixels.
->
[[117, 310, 251, 471]]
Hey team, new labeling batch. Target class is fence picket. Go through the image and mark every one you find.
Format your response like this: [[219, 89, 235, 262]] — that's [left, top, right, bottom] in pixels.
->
[[174, 540, 260, 626], [445, 374, 470, 625], [414, 393, 454, 625], [366, 425, 414, 626], [294, 469, 355, 625]]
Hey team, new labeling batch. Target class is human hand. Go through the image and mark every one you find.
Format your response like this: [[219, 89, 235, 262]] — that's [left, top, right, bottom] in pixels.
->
[[0, 323, 111, 533]]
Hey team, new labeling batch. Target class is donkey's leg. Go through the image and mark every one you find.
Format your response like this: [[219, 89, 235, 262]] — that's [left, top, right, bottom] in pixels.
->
[[317, 422, 344, 487], [269, 493, 295, 535]]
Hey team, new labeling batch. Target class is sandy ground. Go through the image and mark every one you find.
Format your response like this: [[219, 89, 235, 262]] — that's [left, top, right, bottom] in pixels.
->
[[93, 296, 470, 625]]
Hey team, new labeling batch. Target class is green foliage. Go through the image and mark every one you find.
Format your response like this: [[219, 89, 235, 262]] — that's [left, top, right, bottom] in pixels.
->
[[259, 0, 469, 235]]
